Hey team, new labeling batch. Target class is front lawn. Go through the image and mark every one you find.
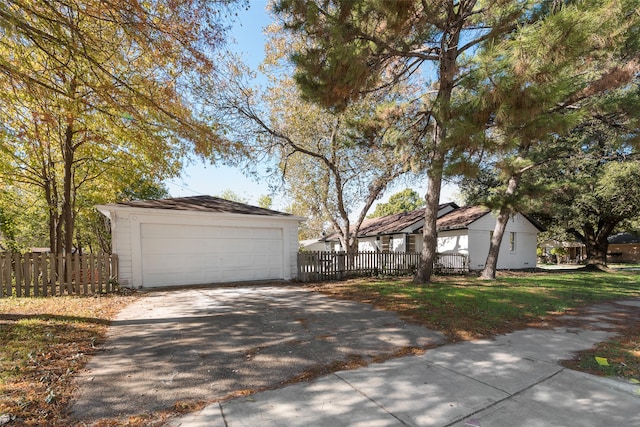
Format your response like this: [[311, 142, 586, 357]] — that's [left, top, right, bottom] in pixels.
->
[[1, 270, 638, 425], [312, 270, 640, 379], [0, 294, 137, 426]]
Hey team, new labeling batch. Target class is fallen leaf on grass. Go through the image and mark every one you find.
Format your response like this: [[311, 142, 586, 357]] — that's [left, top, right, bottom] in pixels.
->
[[595, 356, 609, 366]]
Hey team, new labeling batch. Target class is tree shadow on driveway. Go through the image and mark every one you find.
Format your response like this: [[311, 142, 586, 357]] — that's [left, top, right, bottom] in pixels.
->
[[69, 285, 445, 424]]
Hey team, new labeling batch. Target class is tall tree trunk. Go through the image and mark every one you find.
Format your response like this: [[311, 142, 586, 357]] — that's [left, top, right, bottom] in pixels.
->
[[44, 181, 57, 253], [42, 145, 60, 253], [414, 37, 458, 283], [62, 122, 75, 253], [480, 172, 521, 279], [414, 152, 444, 283], [480, 208, 510, 279]]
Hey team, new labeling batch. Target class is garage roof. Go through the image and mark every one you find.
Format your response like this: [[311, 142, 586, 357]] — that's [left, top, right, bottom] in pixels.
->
[[107, 195, 293, 217]]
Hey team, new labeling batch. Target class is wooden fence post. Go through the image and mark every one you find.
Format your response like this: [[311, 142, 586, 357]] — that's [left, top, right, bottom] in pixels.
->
[[88, 253, 95, 294], [0, 253, 9, 297], [33, 254, 40, 297], [97, 254, 104, 293], [42, 254, 50, 296], [111, 253, 118, 289], [337, 252, 345, 280], [13, 253, 22, 297], [49, 253, 56, 295], [24, 253, 32, 297]]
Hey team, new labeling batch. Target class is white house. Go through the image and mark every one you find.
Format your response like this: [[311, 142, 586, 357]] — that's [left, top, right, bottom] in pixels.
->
[[97, 196, 304, 288], [433, 206, 544, 270], [325, 204, 544, 271]]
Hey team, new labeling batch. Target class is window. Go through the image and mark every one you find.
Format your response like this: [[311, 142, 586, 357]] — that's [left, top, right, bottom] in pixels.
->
[[381, 235, 391, 252], [407, 235, 417, 252], [509, 232, 516, 251]]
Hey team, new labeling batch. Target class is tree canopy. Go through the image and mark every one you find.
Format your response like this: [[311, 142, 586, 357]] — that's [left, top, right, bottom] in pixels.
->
[[210, 19, 419, 252], [0, 0, 245, 252], [271, 0, 582, 281], [534, 94, 640, 265], [273, 0, 639, 280], [367, 189, 425, 218]]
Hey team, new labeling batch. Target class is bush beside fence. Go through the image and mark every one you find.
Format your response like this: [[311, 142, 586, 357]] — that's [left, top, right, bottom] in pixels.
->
[[0, 252, 118, 298], [297, 251, 468, 282]]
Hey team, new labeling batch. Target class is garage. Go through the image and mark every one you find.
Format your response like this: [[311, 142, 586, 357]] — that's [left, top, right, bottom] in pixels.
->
[[96, 196, 304, 288]]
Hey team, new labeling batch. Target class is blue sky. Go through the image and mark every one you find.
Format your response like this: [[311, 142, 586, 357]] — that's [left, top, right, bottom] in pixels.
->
[[164, 1, 273, 202], [165, 1, 459, 210]]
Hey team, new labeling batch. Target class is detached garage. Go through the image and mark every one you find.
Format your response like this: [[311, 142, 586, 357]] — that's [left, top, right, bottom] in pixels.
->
[[97, 196, 304, 288]]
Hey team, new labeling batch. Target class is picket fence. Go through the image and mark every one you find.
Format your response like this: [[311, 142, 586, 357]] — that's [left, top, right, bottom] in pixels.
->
[[0, 252, 118, 298], [297, 251, 468, 282]]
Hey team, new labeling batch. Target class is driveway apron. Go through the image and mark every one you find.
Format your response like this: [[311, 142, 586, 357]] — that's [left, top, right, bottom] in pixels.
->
[[69, 285, 446, 423]]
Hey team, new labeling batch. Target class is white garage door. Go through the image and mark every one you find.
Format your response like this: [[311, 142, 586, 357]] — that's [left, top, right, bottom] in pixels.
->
[[140, 223, 284, 287]]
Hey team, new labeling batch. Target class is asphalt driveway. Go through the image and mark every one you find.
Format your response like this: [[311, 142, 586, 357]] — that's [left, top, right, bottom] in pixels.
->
[[69, 284, 446, 424]]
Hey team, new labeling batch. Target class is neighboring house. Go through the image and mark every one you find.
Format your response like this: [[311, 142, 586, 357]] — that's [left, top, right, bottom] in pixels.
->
[[539, 232, 640, 264], [607, 232, 640, 263], [97, 196, 304, 288], [325, 204, 544, 271], [299, 238, 331, 251], [538, 240, 586, 264]]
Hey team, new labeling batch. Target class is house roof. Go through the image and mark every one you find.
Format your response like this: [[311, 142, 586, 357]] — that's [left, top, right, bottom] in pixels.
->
[[433, 206, 546, 232], [102, 195, 293, 217], [435, 205, 491, 231], [608, 232, 640, 244], [325, 202, 458, 239], [357, 208, 424, 236]]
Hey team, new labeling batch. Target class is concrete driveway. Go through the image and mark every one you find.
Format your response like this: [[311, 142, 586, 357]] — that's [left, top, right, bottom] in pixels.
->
[[69, 284, 446, 424]]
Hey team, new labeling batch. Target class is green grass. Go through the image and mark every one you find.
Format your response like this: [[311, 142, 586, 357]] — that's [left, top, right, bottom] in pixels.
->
[[2, 271, 639, 424], [321, 270, 640, 340], [317, 270, 640, 380]]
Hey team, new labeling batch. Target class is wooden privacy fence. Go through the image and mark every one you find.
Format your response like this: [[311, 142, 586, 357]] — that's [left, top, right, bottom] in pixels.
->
[[297, 251, 469, 282], [0, 252, 118, 298]]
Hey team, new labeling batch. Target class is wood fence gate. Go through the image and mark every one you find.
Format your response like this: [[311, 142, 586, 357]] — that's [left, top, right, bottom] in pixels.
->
[[297, 251, 469, 282]]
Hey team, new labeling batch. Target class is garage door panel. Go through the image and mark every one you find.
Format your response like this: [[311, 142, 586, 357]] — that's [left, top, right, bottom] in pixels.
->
[[140, 223, 284, 287]]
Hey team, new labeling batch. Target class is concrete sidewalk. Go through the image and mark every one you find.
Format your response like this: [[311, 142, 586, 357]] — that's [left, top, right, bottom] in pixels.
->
[[167, 300, 640, 427]]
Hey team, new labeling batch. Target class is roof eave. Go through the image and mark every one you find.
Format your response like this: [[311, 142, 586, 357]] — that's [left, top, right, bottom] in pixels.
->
[[96, 204, 306, 222]]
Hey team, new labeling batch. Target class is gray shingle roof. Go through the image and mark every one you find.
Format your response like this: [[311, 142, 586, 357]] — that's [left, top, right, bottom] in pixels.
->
[[608, 232, 640, 244], [325, 202, 459, 239], [112, 195, 292, 217], [357, 208, 427, 236], [435, 205, 491, 231]]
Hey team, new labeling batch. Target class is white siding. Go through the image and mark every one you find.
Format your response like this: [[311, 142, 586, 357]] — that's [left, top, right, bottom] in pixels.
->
[[358, 237, 378, 252], [357, 234, 409, 252], [112, 211, 133, 286], [467, 213, 539, 270], [437, 230, 469, 254], [284, 222, 300, 280], [103, 207, 301, 288]]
